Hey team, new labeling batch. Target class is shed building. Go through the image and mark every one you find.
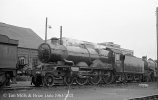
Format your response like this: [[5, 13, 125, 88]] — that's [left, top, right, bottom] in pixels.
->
[[0, 22, 44, 69]]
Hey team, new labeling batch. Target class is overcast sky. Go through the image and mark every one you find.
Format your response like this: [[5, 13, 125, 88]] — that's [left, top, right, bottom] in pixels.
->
[[0, 0, 158, 59]]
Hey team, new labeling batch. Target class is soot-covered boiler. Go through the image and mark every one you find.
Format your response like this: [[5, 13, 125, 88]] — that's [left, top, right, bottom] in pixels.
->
[[38, 38, 112, 66]]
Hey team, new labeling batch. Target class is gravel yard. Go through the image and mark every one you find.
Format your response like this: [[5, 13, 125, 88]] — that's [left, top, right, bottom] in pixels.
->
[[0, 81, 158, 100]]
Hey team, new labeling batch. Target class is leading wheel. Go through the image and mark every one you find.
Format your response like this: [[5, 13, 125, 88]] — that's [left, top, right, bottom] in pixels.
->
[[102, 71, 114, 84], [32, 75, 43, 87], [76, 77, 88, 85], [64, 76, 74, 86], [44, 74, 54, 87], [89, 71, 102, 85]]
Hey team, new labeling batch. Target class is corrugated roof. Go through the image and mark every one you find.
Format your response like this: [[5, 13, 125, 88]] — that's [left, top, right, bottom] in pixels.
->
[[0, 22, 44, 49]]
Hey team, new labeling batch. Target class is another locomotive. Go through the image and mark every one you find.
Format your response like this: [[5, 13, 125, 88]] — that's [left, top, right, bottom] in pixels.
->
[[31, 37, 157, 87]]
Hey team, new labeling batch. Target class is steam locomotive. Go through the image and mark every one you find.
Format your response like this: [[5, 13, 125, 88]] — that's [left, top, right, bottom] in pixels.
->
[[31, 37, 157, 87]]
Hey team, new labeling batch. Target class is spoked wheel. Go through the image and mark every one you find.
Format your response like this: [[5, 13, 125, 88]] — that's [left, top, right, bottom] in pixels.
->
[[102, 71, 114, 84], [89, 70, 102, 85], [44, 74, 54, 87], [76, 77, 88, 85], [75, 62, 89, 85], [64, 76, 74, 86]]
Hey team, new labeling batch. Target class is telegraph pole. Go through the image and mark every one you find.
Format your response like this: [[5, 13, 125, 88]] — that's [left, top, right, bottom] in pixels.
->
[[60, 26, 63, 45], [156, 7, 158, 87], [45, 17, 48, 43]]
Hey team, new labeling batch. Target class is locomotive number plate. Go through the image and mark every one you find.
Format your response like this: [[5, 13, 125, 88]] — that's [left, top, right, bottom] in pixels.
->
[[71, 67, 79, 71]]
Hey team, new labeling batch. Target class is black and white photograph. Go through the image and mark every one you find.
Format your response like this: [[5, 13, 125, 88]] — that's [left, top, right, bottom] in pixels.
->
[[0, 0, 158, 100]]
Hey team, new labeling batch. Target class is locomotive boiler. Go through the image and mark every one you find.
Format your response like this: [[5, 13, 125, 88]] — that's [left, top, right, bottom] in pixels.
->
[[38, 37, 112, 67]]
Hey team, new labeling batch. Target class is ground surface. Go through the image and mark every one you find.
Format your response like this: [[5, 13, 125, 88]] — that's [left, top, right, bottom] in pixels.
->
[[0, 81, 158, 100]]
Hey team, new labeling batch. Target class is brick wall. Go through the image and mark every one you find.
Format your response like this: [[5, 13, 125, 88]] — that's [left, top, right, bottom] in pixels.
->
[[17, 47, 40, 69]]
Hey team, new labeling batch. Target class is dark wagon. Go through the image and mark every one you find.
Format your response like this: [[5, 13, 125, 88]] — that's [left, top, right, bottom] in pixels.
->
[[0, 34, 18, 86]]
